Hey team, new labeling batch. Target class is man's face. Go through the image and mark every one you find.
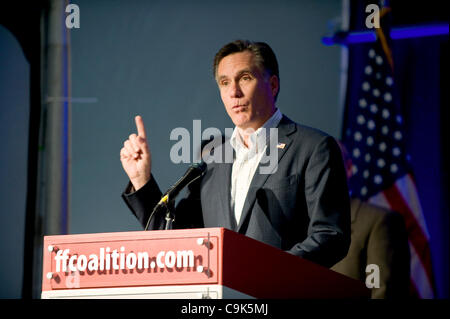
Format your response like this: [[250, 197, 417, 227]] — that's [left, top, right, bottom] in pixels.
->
[[216, 51, 278, 131]]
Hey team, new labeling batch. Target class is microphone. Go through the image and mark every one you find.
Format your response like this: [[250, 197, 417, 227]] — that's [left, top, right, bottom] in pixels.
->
[[145, 162, 207, 230], [159, 161, 207, 204]]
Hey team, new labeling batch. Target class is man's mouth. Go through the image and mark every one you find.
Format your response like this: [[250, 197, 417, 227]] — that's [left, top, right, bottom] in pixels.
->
[[232, 103, 248, 110]]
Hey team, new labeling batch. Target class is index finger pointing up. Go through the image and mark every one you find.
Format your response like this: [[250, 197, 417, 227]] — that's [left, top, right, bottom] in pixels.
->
[[135, 115, 147, 138]]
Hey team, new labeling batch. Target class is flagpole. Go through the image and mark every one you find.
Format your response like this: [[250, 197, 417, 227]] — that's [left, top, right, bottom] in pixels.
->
[[338, 0, 350, 138]]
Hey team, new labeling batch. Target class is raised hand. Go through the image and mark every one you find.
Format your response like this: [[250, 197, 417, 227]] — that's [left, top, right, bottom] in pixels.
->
[[120, 115, 151, 191]]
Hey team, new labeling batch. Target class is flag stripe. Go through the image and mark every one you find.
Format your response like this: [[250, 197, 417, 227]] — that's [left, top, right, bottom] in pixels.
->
[[379, 182, 434, 294], [368, 190, 390, 207], [397, 174, 430, 239], [369, 179, 428, 266], [369, 187, 435, 298], [408, 241, 435, 298]]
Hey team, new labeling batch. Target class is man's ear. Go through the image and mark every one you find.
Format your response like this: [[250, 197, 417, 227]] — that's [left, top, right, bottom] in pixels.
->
[[269, 75, 279, 98]]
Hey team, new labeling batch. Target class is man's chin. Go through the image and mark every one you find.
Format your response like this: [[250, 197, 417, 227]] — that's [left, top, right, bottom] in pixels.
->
[[232, 120, 251, 130]]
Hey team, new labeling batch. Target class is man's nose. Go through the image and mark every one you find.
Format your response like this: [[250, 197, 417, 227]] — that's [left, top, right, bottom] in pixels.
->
[[230, 81, 244, 98]]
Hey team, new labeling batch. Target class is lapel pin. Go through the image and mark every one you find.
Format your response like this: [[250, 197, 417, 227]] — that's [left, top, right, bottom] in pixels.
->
[[277, 143, 286, 149]]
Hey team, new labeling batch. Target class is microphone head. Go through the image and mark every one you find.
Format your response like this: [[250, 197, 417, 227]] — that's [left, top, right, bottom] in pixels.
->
[[192, 161, 207, 173]]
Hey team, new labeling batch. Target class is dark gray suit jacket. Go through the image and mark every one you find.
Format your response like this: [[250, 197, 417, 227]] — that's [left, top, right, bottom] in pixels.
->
[[122, 116, 351, 268]]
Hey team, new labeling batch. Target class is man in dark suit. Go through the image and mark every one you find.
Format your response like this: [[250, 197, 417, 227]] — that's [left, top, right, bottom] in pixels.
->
[[120, 40, 350, 268]]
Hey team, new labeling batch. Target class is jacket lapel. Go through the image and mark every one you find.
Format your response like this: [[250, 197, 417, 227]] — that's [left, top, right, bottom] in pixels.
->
[[216, 161, 236, 230], [236, 116, 297, 232]]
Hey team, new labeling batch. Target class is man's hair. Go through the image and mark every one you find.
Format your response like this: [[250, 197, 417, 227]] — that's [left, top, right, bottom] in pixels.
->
[[213, 40, 280, 100]]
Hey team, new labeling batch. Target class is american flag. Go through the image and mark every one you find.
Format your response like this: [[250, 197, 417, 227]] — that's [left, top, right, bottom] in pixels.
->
[[342, 5, 435, 298]]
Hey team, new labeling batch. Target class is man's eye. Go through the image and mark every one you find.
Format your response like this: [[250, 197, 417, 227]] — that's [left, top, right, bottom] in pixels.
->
[[241, 75, 251, 81], [220, 81, 229, 86]]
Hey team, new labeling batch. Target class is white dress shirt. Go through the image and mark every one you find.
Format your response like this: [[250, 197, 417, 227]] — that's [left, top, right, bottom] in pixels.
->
[[230, 108, 283, 225]]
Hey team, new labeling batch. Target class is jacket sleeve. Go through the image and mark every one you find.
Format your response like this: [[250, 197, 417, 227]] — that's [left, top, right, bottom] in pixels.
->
[[122, 174, 204, 230], [121, 174, 165, 230], [288, 136, 351, 268]]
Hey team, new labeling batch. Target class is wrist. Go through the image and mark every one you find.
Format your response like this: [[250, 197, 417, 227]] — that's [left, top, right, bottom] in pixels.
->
[[131, 175, 150, 191]]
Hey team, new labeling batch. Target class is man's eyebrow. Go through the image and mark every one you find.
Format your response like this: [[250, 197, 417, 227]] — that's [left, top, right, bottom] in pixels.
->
[[217, 75, 228, 82], [236, 69, 254, 77], [217, 69, 255, 81]]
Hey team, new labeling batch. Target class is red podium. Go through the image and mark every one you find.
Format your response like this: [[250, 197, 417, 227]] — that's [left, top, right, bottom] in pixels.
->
[[42, 227, 369, 299]]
